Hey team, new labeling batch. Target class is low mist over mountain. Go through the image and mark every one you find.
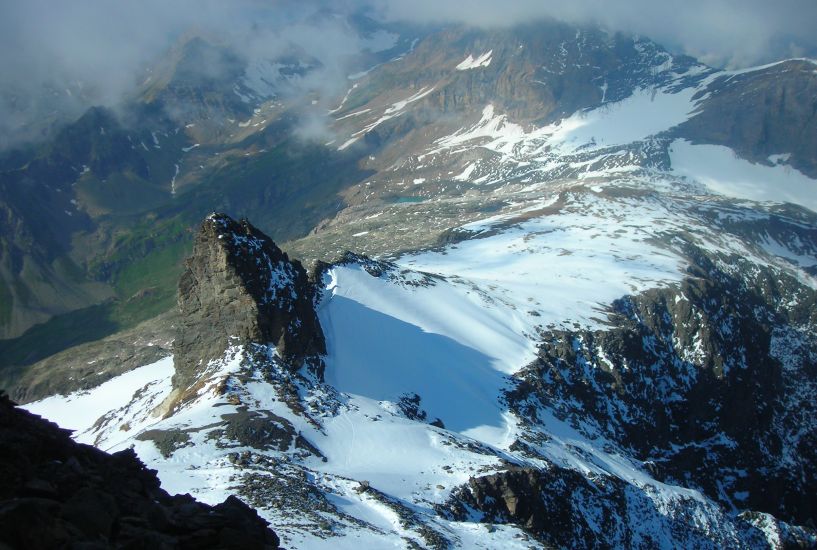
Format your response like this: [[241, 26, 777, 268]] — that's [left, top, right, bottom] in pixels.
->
[[1, 2, 816, 548]]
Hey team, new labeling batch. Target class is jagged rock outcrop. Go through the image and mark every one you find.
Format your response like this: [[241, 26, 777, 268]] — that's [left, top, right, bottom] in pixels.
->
[[444, 465, 814, 549], [172, 213, 325, 405], [507, 246, 817, 530], [0, 391, 279, 549]]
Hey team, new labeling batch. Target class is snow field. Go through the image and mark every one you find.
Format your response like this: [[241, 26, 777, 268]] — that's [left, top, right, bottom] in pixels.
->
[[670, 139, 817, 213], [456, 51, 493, 71], [25, 356, 174, 447]]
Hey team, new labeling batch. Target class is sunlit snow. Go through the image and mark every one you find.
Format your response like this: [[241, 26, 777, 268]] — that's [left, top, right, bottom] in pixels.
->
[[456, 50, 493, 70], [25, 357, 173, 445], [670, 139, 817, 213]]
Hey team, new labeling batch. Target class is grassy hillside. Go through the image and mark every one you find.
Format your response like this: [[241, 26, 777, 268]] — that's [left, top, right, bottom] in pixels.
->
[[0, 132, 369, 377]]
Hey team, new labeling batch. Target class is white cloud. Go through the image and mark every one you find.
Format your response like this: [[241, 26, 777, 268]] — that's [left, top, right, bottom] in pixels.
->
[[0, 0, 814, 148], [369, 0, 817, 68]]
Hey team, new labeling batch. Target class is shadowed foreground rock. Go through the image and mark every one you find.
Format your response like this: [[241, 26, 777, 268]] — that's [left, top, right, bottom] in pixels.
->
[[0, 391, 279, 549]]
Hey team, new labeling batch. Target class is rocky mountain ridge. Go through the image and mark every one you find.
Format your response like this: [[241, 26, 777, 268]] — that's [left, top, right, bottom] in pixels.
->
[[2, 20, 815, 350], [3, 14, 817, 550], [675, 59, 817, 178], [443, 465, 812, 549], [507, 245, 817, 526], [21, 207, 817, 548]]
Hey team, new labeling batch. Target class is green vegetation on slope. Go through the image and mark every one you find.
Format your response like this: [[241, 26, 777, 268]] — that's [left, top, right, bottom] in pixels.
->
[[0, 135, 370, 375]]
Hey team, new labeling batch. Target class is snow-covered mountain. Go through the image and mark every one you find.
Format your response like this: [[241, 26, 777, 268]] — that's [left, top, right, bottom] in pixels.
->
[[11, 18, 817, 550], [289, 26, 817, 260], [27, 199, 817, 548]]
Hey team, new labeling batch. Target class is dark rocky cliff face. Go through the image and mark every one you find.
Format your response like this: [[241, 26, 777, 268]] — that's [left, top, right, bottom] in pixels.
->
[[505, 244, 817, 531], [676, 59, 817, 178], [172, 213, 325, 406], [0, 391, 279, 549], [443, 464, 815, 549]]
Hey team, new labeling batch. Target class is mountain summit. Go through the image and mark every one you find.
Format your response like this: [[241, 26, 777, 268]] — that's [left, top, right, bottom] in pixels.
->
[[170, 213, 325, 410]]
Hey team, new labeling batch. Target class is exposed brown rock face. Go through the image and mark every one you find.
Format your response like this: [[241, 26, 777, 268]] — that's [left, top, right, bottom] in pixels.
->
[[444, 465, 643, 548], [0, 391, 279, 549], [172, 213, 325, 403], [676, 59, 817, 178]]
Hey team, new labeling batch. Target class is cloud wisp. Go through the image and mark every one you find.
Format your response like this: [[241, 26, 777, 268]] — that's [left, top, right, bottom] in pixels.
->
[[0, 0, 814, 149], [0, 0, 375, 147], [371, 0, 817, 68]]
